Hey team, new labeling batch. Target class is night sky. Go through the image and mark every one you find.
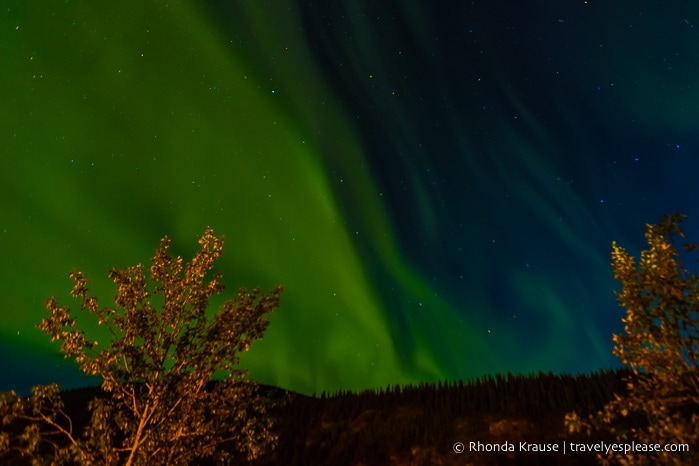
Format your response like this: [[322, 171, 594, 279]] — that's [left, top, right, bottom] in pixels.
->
[[2, 1, 698, 396]]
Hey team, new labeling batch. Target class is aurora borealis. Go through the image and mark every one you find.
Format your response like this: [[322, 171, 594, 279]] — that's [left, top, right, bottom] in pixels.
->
[[2, 1, 698, 396]]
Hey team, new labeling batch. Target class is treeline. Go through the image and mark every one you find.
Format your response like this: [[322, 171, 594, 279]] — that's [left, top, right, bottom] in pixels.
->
[[317, 366, 629, 420], [253, 367, 632, 466]]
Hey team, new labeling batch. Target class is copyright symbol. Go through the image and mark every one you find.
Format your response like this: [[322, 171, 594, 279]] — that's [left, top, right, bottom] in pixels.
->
[[453, 442, 465, 454]]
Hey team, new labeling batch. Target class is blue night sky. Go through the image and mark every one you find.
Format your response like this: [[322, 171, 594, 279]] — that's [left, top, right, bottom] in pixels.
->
[[1, 0, 698, 395]]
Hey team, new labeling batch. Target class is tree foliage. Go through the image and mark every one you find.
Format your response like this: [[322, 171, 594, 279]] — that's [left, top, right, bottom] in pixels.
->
[[566, 213, 699, 465], [0, 228, 283, 465]]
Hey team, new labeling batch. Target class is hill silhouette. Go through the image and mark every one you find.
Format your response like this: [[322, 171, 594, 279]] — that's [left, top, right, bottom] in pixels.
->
[[4, 367, 631, 465]]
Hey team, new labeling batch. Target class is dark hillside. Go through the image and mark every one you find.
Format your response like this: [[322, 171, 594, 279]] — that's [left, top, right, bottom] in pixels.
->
[[252, 368, 629, 466], [4, 368, 631, 465]]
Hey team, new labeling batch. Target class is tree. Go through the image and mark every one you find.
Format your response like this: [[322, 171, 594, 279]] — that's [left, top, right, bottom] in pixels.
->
[[566, 213, 699, 465], [0, 228, 283, 465]]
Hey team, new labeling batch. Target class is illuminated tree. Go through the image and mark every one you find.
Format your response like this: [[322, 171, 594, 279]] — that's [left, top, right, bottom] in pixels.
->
[[566, 213, 699, 465], [0, 228, 283, 465]]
